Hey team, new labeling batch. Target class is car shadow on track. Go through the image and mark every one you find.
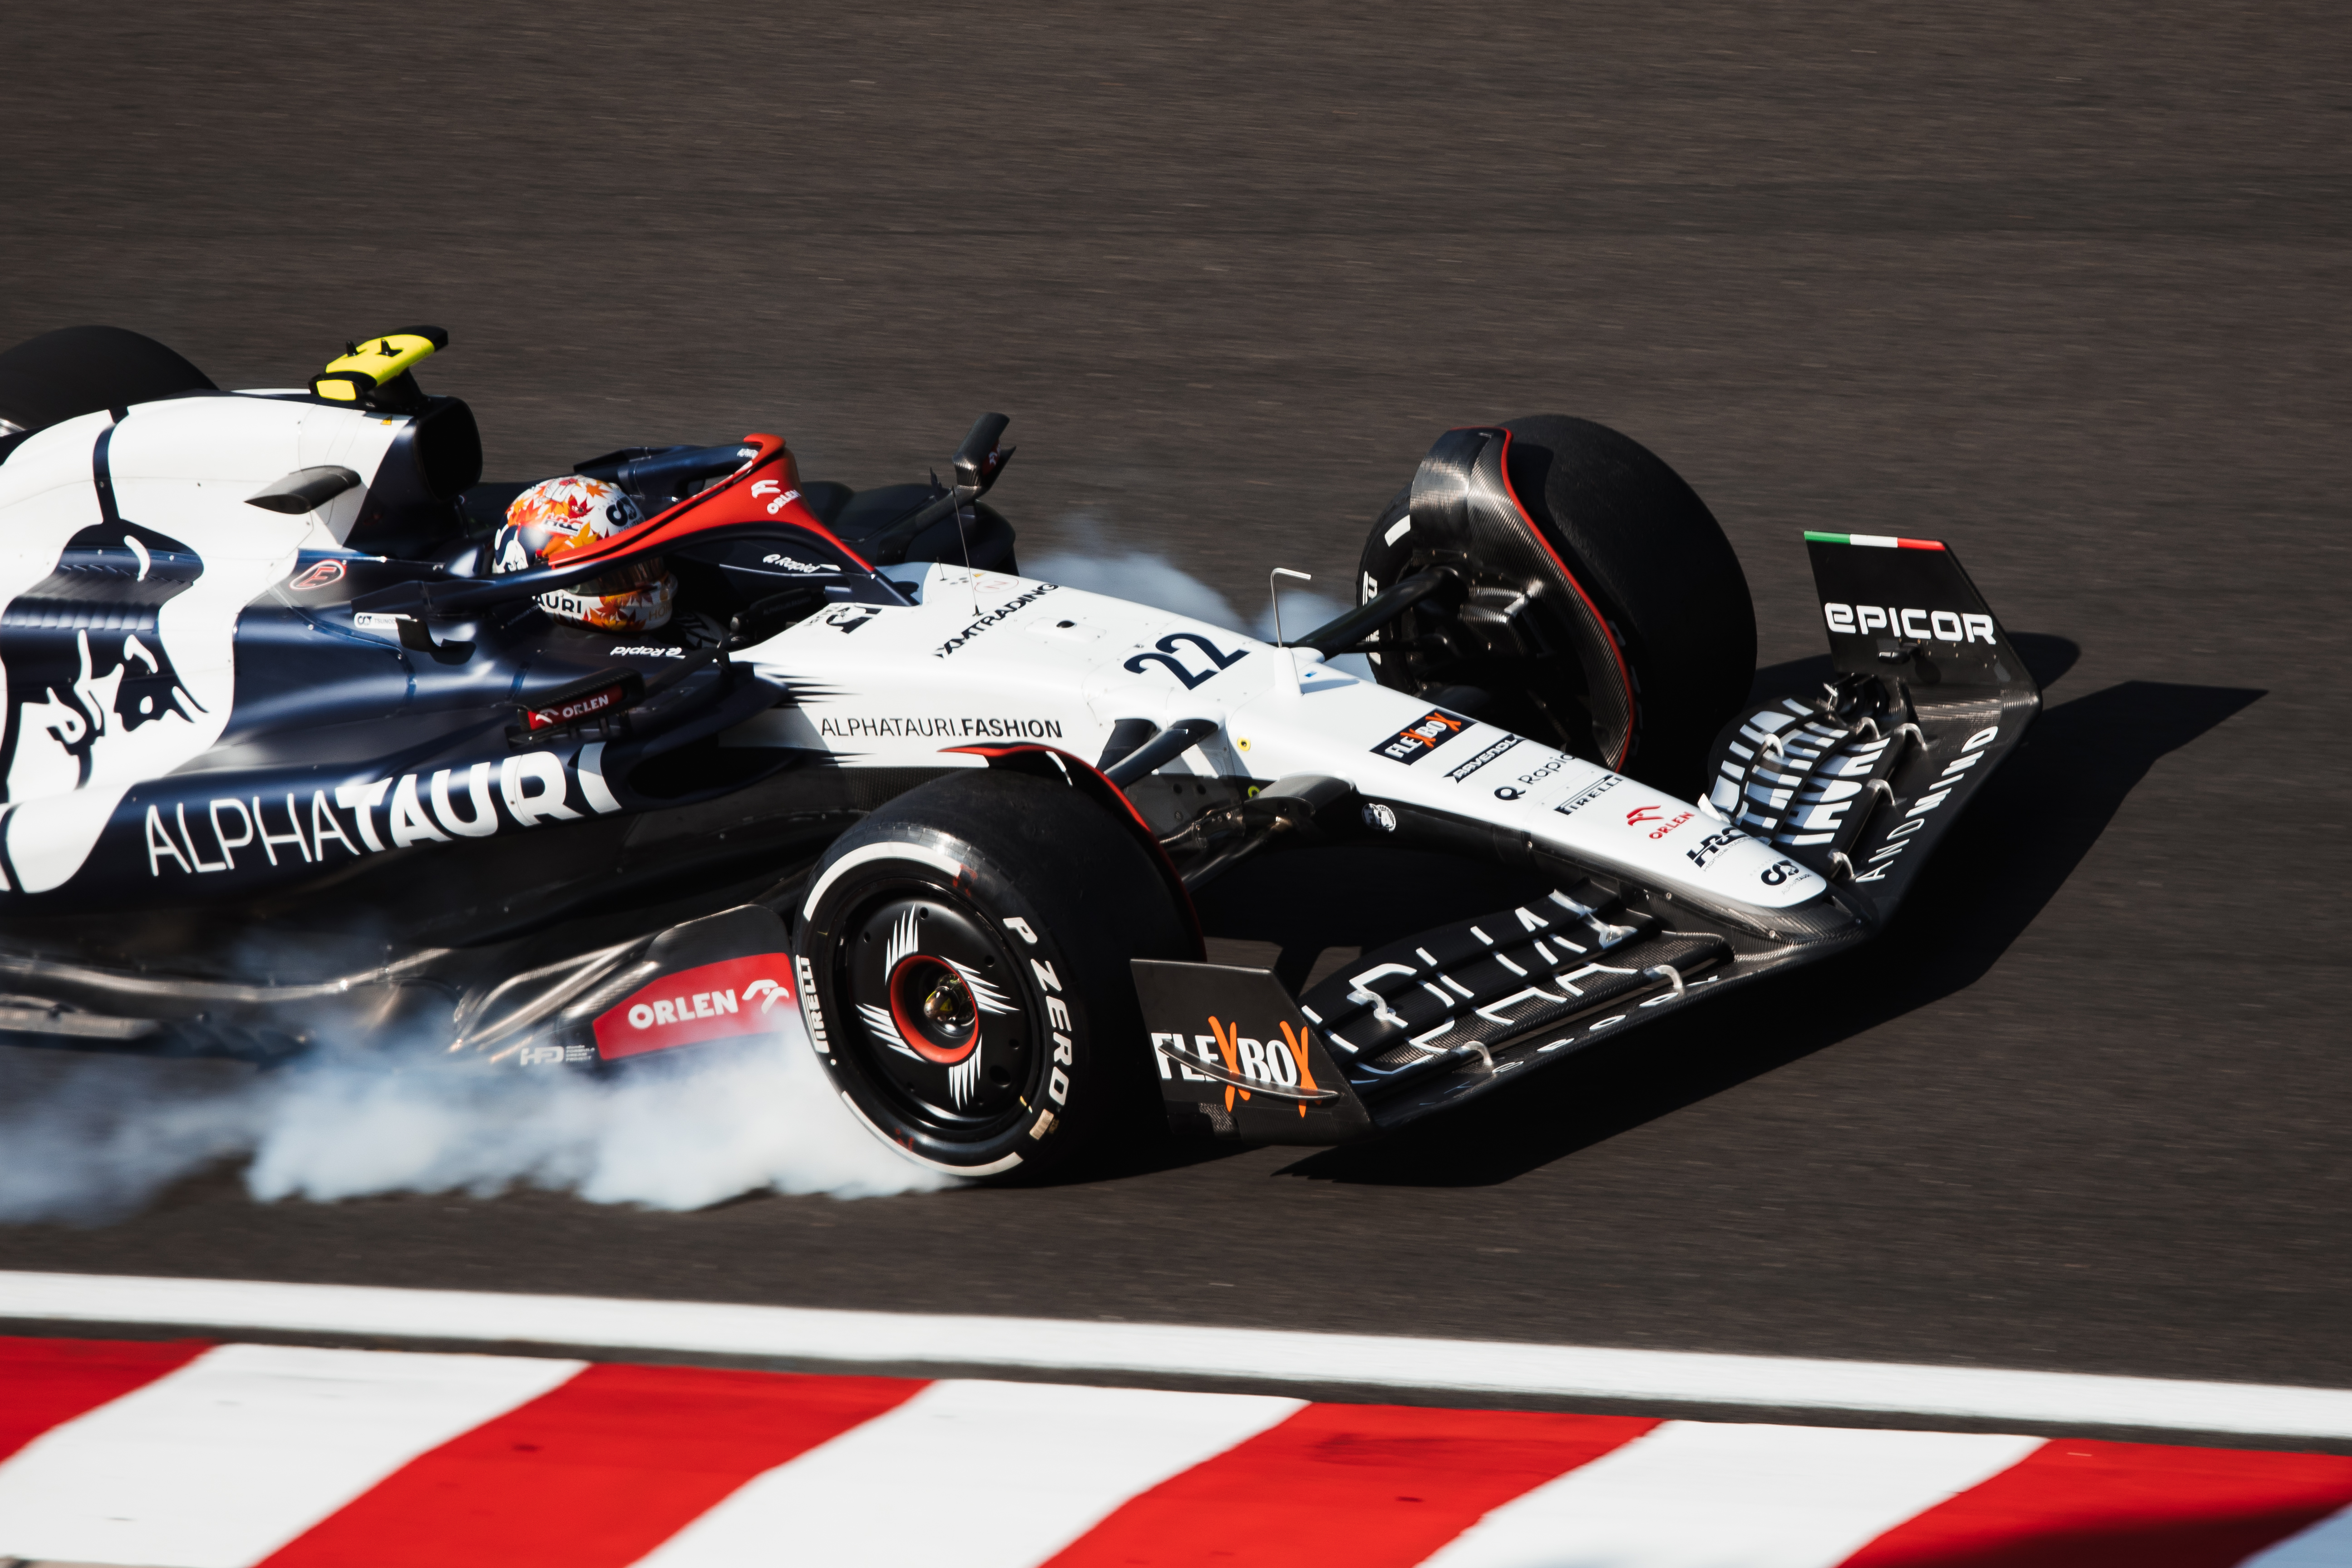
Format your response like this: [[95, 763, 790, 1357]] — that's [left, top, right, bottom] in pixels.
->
[[1270, 639, 2263, 1187]]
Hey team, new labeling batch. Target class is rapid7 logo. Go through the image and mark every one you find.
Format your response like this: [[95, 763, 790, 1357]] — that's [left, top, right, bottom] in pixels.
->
[[1124, 632, 1249, 690]]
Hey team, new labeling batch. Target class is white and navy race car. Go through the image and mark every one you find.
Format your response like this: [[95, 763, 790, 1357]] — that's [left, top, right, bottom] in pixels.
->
[[0, 326, 2038, 1177]]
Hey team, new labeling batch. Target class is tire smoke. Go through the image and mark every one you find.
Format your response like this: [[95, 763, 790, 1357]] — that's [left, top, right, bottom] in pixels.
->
[[1026, 534, 1375, 678], [0, 1037, 951, 1226]]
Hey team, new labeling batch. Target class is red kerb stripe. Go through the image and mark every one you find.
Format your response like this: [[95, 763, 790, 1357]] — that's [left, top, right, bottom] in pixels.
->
[[1841, 1436, 2352, 1567], [256, 1362, 925, 1568], [0, 1334, 212, 1463], [1040, 1402, 1659, 1567]]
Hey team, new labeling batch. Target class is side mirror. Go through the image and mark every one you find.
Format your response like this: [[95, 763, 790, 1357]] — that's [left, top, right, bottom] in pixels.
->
[[951, 413, 1014, 496], [863, 414, 1016, 565]]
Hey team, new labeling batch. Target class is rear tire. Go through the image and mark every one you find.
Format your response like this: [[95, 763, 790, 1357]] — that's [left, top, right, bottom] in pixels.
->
[[796, 769, 1188, 1179], [0, 326, 215, 434], [1357, 415, 1755, 795]]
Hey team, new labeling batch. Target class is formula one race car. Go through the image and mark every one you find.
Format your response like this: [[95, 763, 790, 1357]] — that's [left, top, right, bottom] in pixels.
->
[[0, 326, 2038, 1177]]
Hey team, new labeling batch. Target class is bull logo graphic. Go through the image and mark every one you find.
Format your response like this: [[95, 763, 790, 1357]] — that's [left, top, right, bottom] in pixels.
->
[[0, 523, 207, 804], [0, 515, 220, 893], [0, 418, 341, 894]]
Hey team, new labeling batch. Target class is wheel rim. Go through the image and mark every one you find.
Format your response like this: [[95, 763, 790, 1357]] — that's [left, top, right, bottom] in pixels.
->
[[835, 888, 1034, 1132], [888, 955, 979, 1063]]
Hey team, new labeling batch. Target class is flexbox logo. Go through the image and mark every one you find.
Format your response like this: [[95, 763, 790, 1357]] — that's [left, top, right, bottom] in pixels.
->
[[1153, 1016, 1323, 1119], [1372, 708, 1471, 765]]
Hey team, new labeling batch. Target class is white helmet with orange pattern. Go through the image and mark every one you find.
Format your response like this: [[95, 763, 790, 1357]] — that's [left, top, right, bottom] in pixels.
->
[[493, 475, 676, 633]]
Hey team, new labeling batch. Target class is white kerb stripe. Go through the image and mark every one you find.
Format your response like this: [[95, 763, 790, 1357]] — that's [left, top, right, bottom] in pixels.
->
[[9, 1272, 2352, 1440], [636, 1378, 1302, 1568], [1417, 1421, 2042, 1568], [0, 1341, 582, 1568], [2242, 1501, 2352, 1567]]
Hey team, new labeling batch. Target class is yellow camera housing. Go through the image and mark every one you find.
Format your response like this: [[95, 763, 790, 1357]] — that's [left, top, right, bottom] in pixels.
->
[[312, 327, 449, 404]]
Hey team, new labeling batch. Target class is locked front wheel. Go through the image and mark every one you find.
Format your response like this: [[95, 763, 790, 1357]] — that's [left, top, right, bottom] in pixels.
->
[[796, 768, 1191, 1179]]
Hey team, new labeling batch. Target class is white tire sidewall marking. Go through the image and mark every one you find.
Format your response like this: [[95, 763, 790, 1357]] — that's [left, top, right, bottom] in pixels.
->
[[803, 839, 966, 923]]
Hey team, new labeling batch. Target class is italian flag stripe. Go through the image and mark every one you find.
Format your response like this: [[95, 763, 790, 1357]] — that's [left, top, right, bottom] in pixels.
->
[[1804, 532, 1947, 551]]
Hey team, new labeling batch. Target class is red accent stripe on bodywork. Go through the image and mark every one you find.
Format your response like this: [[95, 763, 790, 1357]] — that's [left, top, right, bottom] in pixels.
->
[[1477, 426, 1639, 771], [549, 434, 878, 574], [943, 744, 1206, 959], [1896, 537, 1947, 551], [1840, 1436, 2352, 1567], [1042, 1404, 1660, 1567], [0, 1334, 212, 1463], [256, 1364, 922, 1568]]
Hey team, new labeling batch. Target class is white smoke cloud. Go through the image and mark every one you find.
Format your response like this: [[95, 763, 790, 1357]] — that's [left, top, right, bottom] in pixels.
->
[[1026, 531, 1374, 679], [1024, 540, 1243, 631], [0, 1034, 949, 1227], [245, 1042, 946, 1208], [0, 1052, 269, 1225]]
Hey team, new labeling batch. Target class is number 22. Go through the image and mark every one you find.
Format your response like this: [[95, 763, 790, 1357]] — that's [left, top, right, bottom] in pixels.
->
[[1123, 631, 1249, 690]]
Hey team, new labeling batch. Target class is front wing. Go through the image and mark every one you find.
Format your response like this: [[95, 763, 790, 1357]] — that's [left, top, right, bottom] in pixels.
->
[[1135, 868, 1859, 1144], [1132, 528, 2041, 1145]]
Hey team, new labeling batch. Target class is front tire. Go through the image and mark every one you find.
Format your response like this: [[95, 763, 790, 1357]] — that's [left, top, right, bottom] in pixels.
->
[[1358, 415, 1755, 796], [796, 769, 1189, 1179]]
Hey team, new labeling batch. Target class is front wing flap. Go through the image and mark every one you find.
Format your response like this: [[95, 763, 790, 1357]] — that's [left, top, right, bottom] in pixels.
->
[[1132, 961, 1375, 1145], [1133, 875, 1861, 1144]]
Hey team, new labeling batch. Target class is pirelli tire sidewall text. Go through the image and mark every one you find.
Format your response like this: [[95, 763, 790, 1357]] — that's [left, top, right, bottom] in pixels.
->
[[795, 770, 1183, 1178]]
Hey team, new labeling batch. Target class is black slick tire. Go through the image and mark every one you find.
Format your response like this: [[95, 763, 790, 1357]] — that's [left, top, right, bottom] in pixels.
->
[[0, 326, 216, 434], [796, 769, 1189, 1180], [1358, 415, 1755, 796]]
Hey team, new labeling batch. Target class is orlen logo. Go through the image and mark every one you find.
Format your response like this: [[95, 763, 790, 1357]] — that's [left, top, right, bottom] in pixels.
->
[[286, 559, 346, 591], [522, 681, 627, 732], [1153, 1016, 1324, 1119], [751, 480, 804, 517], [1627, 804, 1693, 839], [1824, 603, 1996, 645], [591, 954, 797, 1061]]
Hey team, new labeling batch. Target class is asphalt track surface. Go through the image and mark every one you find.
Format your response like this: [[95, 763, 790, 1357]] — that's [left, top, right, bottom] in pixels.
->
[[3, 4, 2347, 1403]]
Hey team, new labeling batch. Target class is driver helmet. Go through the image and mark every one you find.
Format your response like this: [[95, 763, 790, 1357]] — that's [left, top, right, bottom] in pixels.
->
[[493, 475, 676, 632]]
